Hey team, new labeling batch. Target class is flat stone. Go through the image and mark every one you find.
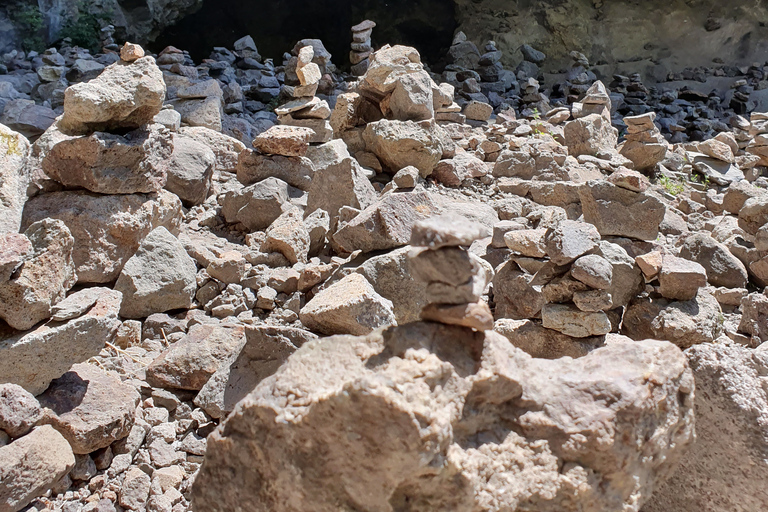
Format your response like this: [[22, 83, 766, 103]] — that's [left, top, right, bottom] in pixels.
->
[[253, 125, 313, 157], [541, 303, 612, 338], [658, 255, 708, 301], [409, 214, 491, 248]]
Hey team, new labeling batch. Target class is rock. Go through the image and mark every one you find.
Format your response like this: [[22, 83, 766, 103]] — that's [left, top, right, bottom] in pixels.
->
[[494, 318, 601, 359], [305, 140, 377, 229], [262, 209, 311, 264], [409, 213, 490, 249], [544, 220, 600, 265], [564, 114, 618, 156], [0, 219, 76, 331], [146, 324, 246, 391], [37, 363, 139, 454], [253, 125, 313, 157], [622, 289, 723, 348], [606, 168, 649, 192], [738, 292, 768, 343], [420, 301, 494, 331], [491, 261, 545, 319], [388, 70, 435, 121], [658, 255, 707, 301], [21, 190, 182, 284], [0, 425, 74, 512], [42, 125, 172, 195], [333, 190, 441, 253], [193, 323, 693, 512], [195, 326, 317, 419], [409, 246, 491, 305], [0, 384, 42, 439], [363, 119, 444, 177], [173, 96, 222, 132], [0, 287, 122, 395], [178, 126, 245, 174], [571, 254, 613, 290], [504, 228, 548, 257], [393, 166, 419, 188], [520, 44, 546, 63], [114, 227, 197, 319], [698, 138, 735, 163], [678, 233, 748, 289], [739, 196, 768, 235], [464, 100, 493, 121], [120, 467, 151, 511], [579, 180, 666, 240], [60, 57, 166, 134], [541, 303, 612, 337], [642, 343, 768, 512], [221, 177, 296, 231], [237, 150, 315, 191], [164, 133, 215, 206], [0, 123, 31, 233], [300, 273, 396, 335], [207, 252, 248, 285], [120, 42, 145, 62]]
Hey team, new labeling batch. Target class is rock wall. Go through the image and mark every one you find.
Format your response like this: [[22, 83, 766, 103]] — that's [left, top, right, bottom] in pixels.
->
[[454, 0, 768, 81]]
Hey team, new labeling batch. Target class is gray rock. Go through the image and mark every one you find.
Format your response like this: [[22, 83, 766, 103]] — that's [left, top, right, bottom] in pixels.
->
[[580, 180, 666, 240], [38, 363, 140, 454], [494, 318, 602, 359], [564, 114, 618, 156], [0, 123, 31, 234], [678, 233, 748, 289], [21, 190, 182, 284], [221, 177, 296, 231], [115, 227, 197, 319], [0, 425, 74, 512], [195, 325, 317, 419], [363, 119, 445, 177], [120, 466, 151, 510], [192, 323, 693, 512], [541, 303, 612, 337], [658, 255, 707, 301], [571, 254, 613, 290], [165, 133, 215, 206], [0, 384, 42, 439], [738, 292, 768, 343], [0, 287, 122, 395], [50, 287, 110, 322], [544, 220, 600, 265], [409, 214, 490, 249], [237, 150, 314, 191]]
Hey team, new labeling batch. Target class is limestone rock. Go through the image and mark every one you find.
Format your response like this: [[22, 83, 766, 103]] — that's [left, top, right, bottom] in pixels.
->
[[494, 318, 602, 359], [38, 363, 140, 454], [21, 190, 182, 284], [738, 292, 768, 343], [544, 220, 600, 265], [42, 126, 172, 195], [193, 323, 693, 512], [0, 384, 42, 439], [195, 326, 317, 419], [221, 177, 296, 231], [253, 125, 313, 157], [642, 343, 768, 512], [363, 119, 444, 177], [579, 180, 666, 240], [409, 213, 490, 249], [237, 151, 315, 191], [115, 227, 197, 319], [658, 255, 707, 301], [541, 303, 612, 337], [0, 425, 74, 512], [333, 190, 441, 253], [0, 287, 122, 395], [262, 209, 311, 264], [146, 324, 246, 391], [0, 123, 31, 234], [165, 133, 215, 206], [177, 126, 245, 174], [60, 57, 166, 134], [678, 233, 748, 289], [0, 219, 76, 331], [564, 114, 618, 156], [300, 273, 396, 335], [571, 254, 613, 290]]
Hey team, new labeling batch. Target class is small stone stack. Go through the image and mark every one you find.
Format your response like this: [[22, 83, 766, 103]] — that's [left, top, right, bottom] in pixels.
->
[[407, 214, 493, 331], [619, 112, 668, 171], [572, 80, 611, 120], [565, 51, 595, 102], [277, 45, 332, 143], [747, 112, 768, 166], [516, 43, 546, 80], [520, 77, 550, 116], [476, 40, 503, 82], [447, 31, 481, 69], [350, 20, 375, 76]]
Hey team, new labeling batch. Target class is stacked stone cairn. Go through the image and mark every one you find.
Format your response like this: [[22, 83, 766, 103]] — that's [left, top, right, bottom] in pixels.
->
[[408, 214, 493, 331], [573, 80, 612, 120], [350, 20, 376, 76], [747, 112, 768, 166], [619, 111, 669, 171], [277, 45, 332, 143]]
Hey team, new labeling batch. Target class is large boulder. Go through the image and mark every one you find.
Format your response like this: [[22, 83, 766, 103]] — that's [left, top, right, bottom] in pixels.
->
[[195, 325, 317, 419], [59, 56, 166, 134], [642, 343, 768, 512], [363, 119, 444, 177], [579, 180, 666, 240], [0, 287, 122, 395], [0, 425, 74, 512], [164, 133, 216, 206], [0, 219, 76, 331], [42, 125, 172, 195], [678, 232, 748, 289], [37, 363, 140, 454], [114, 226, 197, 319], [192, 323, 693, 512], [21, 190, 182, 283], [0, 123, 31, 233], [564, 114, 618, 156]]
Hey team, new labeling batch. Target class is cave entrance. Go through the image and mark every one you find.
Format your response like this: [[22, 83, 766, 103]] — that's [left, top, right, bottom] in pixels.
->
[[150, 0, 457, 70]]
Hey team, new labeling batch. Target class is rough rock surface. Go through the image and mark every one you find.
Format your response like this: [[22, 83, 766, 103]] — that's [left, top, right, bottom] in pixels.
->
[[193, 324, 693, 512], [0, 123, 31, 234], [642, 343, 768, 512]]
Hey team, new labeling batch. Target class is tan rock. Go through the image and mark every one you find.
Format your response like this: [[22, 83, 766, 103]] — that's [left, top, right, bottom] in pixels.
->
[[120, 42, 145, 62], [253, 125, 313, 157], [421, 301, 493, 331]]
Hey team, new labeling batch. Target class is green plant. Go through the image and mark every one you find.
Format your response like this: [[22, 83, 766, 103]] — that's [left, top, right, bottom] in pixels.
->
[[690, 173, 711, 188], [659, 175, 684, 196], [8, 2, 44, 52], [59, 0, 112, 52]]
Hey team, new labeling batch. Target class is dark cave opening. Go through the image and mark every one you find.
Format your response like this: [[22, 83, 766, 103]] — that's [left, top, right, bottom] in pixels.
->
[[150, 0, 458, 70]]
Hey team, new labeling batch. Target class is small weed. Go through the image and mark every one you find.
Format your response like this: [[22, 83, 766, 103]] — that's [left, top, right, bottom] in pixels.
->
[[690, 173, 711, 188], [659, 175, 684, 196]]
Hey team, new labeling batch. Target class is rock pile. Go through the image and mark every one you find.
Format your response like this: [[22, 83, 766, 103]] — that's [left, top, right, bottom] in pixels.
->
[[350, 20, 375, 76], [277, 45, 332, 143], [620, 112, 669, 171]]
